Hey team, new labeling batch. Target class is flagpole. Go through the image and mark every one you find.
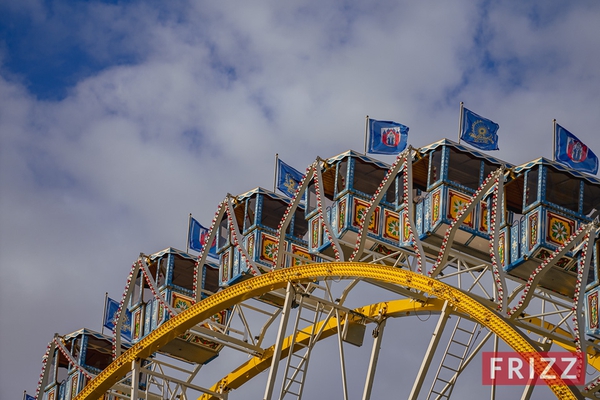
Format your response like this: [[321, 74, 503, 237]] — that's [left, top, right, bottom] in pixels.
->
[[458, 102, 464, 144], [186, 213, 192, 253], [273, 153, 279, 192], [364, 115, 369, 155], [553, 119, 557, 161], [102, 292, 108, 335]]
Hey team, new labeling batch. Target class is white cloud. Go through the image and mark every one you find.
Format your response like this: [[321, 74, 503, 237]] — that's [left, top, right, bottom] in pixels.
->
[[1, 1, 599, 398]]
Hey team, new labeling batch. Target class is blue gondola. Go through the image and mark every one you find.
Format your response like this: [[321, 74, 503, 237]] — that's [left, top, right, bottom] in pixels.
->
[[217, 187, 313, 287], [410, 139, 509, 259], [304, 150, 400, 259], [40, 329, 139, 400], [128, 247, 226, 364], [502, 158, 600, 297]]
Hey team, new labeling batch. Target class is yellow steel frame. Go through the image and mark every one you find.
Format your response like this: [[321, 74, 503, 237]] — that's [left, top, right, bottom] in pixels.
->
[[198, 298, 448, 399], [74, 263, 580, 400], [198, 301, 600, 400]]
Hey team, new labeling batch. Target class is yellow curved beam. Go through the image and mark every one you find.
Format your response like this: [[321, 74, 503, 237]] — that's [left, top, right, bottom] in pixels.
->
[[74, 263, 579, 400], [199, 298, 448, 399], [200, 303, 600, 399]]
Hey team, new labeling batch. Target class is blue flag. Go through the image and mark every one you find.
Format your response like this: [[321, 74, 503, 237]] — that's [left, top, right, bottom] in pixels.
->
[[103, 297, 132, 341], [24, 394, 35, 400], [189, 217, 218, 257], [460, 107, 499, 150], [277, 159, 305, 198], [555, 124, 598, 174], [368, 119, 409, 154]]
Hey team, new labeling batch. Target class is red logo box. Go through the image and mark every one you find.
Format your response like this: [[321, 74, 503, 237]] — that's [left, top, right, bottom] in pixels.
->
[[482, 351, 585, 386]]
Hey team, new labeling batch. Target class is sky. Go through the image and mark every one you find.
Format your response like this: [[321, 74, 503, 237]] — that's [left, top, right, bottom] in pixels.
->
[[1, 0, 599, 399]]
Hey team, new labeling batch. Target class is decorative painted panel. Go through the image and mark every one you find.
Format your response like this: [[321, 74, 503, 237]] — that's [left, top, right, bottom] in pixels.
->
[[521, 217, 527, 257], [338, 198, 347, 233], [330, 202, 338, 234], [172, 292, 194, 313], [151, 299, 158, 331], [353, 198, 380, 234], [528, 211, 539, 251], [188, 334, 220, 350], [220, 250, 230, 283], [260, 233, 278, 265], [383, 209, 400, 241], [133, 308, 142, 341], [371, 243, 395, 255], [247, 233, 255, 260], [402, 212, 411, 243], [431, 189, 441, 225], [546, 211, 575, 246], [232, 248, 240, 277], [588, 289, 599, 332], [418, 200, 426, 235], [70, 373, 79, 399], [510, 223, 520, 264], [184, 310, 229, 350], [498, 231, 506, 267], [144, 300, 153, 336], [156, 301, 165, 326], [534, 248, 572, 269], [447, 190, 473, 227], [290, 244, 313, 266], [590, 245, 599, 288], [566, 258, 579, 273], [479, 201, 488, 233], [310, 218, 320, 250]]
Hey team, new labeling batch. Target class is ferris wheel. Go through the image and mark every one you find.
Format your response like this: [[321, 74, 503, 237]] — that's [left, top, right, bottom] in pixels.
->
[[36, 139, 600, 400]]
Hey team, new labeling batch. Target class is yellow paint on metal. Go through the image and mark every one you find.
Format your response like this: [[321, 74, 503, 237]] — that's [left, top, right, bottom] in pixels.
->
[[74, 263, 579, 400], [198, 298, 448, 400], [200, 300, 598, 400], [523, 315, 600, 372]]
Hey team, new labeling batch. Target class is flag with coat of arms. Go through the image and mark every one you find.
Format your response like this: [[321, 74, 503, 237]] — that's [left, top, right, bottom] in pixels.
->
[[188, 217, 218, 257], [367, 118, 409, 155], [554, 123, 598, 174]]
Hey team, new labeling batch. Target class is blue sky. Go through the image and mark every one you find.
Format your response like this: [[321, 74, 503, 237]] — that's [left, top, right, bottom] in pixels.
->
[[1, 1, 599, 399], [1, 1, 135, 99]]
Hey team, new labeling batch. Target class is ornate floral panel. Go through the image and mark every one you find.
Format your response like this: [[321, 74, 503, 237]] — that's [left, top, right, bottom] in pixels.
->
[[260, 233, 278, 265], [291, 244, 313, 266], [353, 198, 380, 234], [447, 190, 473, 228], [172, 293, 194, 313], [383, 209, 400, 241], [546, 211, 575, 246]]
